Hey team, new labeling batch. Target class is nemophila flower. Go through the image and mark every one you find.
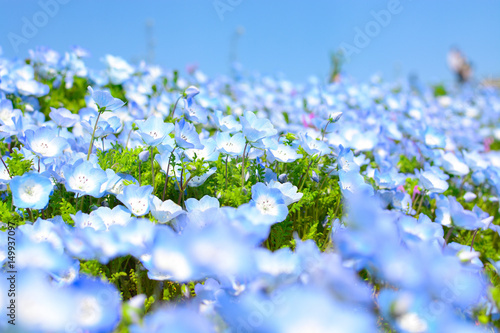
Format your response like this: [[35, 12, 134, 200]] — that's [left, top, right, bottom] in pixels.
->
[[423, 126, 446, 148], [185, 195, 220, 212], [81, 115, 122, 138], [63, 159, 107, 197], [90, 205, 133, 229], [68, 276, 122, 332], [419, 170, 449, 193], [268, 143, 302, 163], [337, 145, 360, 173], [215, 131, 245, 156], [129, 306, 215, 333], [267, 180, 303, 206], [212, 110, 242, 133], [138, 150, 149, 162], [88, 86, 126, 111], [10, 172, 53, 209], [49, 107, 79, 128], [18, 218, 64, 252], [441, 152, 470, 176], [72, 210, 106, 231], [151, 196, 184, 223], [24, 127, 69, 158], [183, 85, 200, 108], [250, 182, 288, 223], [174, 118, 203, 149], [103, 170, 137, 196], [299, 132, 330, 156], [137, 116, 174, 146], [0, 98, 22, 128], [185, 137, 219, 161], [183, 103, 208, 124], [186, 166, 217, 188], [339, 170, 374, 197], [16, 79, 50, 97], [448, 196, 482, 230], [117, 184, 154, 216], [240, 111, 277, 142], [392, 191, 414, 214]]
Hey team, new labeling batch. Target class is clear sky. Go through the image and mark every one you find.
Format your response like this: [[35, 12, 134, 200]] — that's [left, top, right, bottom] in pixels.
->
[[0, 0, 499, 84]]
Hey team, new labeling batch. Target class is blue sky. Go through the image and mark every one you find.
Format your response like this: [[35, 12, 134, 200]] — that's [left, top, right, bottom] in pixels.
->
[[0, 0, 499, 84]]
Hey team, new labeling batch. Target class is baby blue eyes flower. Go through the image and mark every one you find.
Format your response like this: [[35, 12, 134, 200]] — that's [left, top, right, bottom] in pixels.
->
[[151, 196, 184, 223], [81, 115, 122, 138], [174, 118, 204, 149], [212, 110, 242, 133], [215, 132, 246, 156], [117, 184, 154, 216], [183, 85, 200, 108], [63, 160, 108, 197], [250, 182, 288, 223], [24, 127, 69, 158], [419, 170, 449, 193], [10, 172, 54, 209], [268, 143, 302, 163], [441, 152, 470, 176], [49, 107, 80, 128], [240, 111, 277, 142], [137, 116, 174, 147], [88, 86, 126, 111]]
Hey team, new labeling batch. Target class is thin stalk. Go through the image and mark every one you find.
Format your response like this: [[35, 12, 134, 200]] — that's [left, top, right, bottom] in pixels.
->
[[416, 192, 425, 214], [27, 208, 34, 221], [168, 96, 183, 119], [138, 162, 142, 186], [0, 156, 12, 179], [470, 229, 479, 252], [150, 146, 155, 190], [443, 227, 454, 249], [87, 112, 102, 160], [225, 155, 229, 191], [241, 142, 249, 190], [125, 128, 133, 149], [162, 148, 176, 201]]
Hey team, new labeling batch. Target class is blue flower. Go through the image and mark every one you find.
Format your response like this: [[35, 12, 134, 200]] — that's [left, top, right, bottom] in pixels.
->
[[63, 159, 108, 197], [49, 107, 80, 128], [137, 116, 174, 146], [268, 144, 302, 163], [212, 110, 242, 133], [174, 118, 204, 149], [250, 182, 288, 223], [81, 115, 122, 138], [24, 127, 69, 158], [10, 172, 53, 210], [419, 170, 449, 193], [88, 86, 126, 111], [240, 111, 277, 142], [215, 132, 246, 156], [117, 184, 154, 216]]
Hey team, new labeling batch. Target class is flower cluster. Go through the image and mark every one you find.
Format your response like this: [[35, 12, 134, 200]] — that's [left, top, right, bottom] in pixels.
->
[[0, 46, 499, 332]]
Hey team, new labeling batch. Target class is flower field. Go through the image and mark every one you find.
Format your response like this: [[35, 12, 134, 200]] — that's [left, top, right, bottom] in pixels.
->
[[1, 47, 500, 332]]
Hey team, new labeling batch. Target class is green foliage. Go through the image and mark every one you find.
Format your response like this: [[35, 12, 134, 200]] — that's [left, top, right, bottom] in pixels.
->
[[397, 155, 421, 174], [433, 84, 447, 97], [37, 76, 89, 118], [6, 149, 33, 176]]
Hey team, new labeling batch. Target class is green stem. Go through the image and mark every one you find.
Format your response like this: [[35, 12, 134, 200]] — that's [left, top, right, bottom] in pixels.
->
[[443, 227, 454, 249], [470, 229, 479, 252], [150, 146, 155, 190], [168, 96, 183, 120], [0, 155, 12, 179], [162, 148, 176, 201], [241, 142, 249, 190], [225, 155, 229, 191], [87, 112, 102, 161]]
